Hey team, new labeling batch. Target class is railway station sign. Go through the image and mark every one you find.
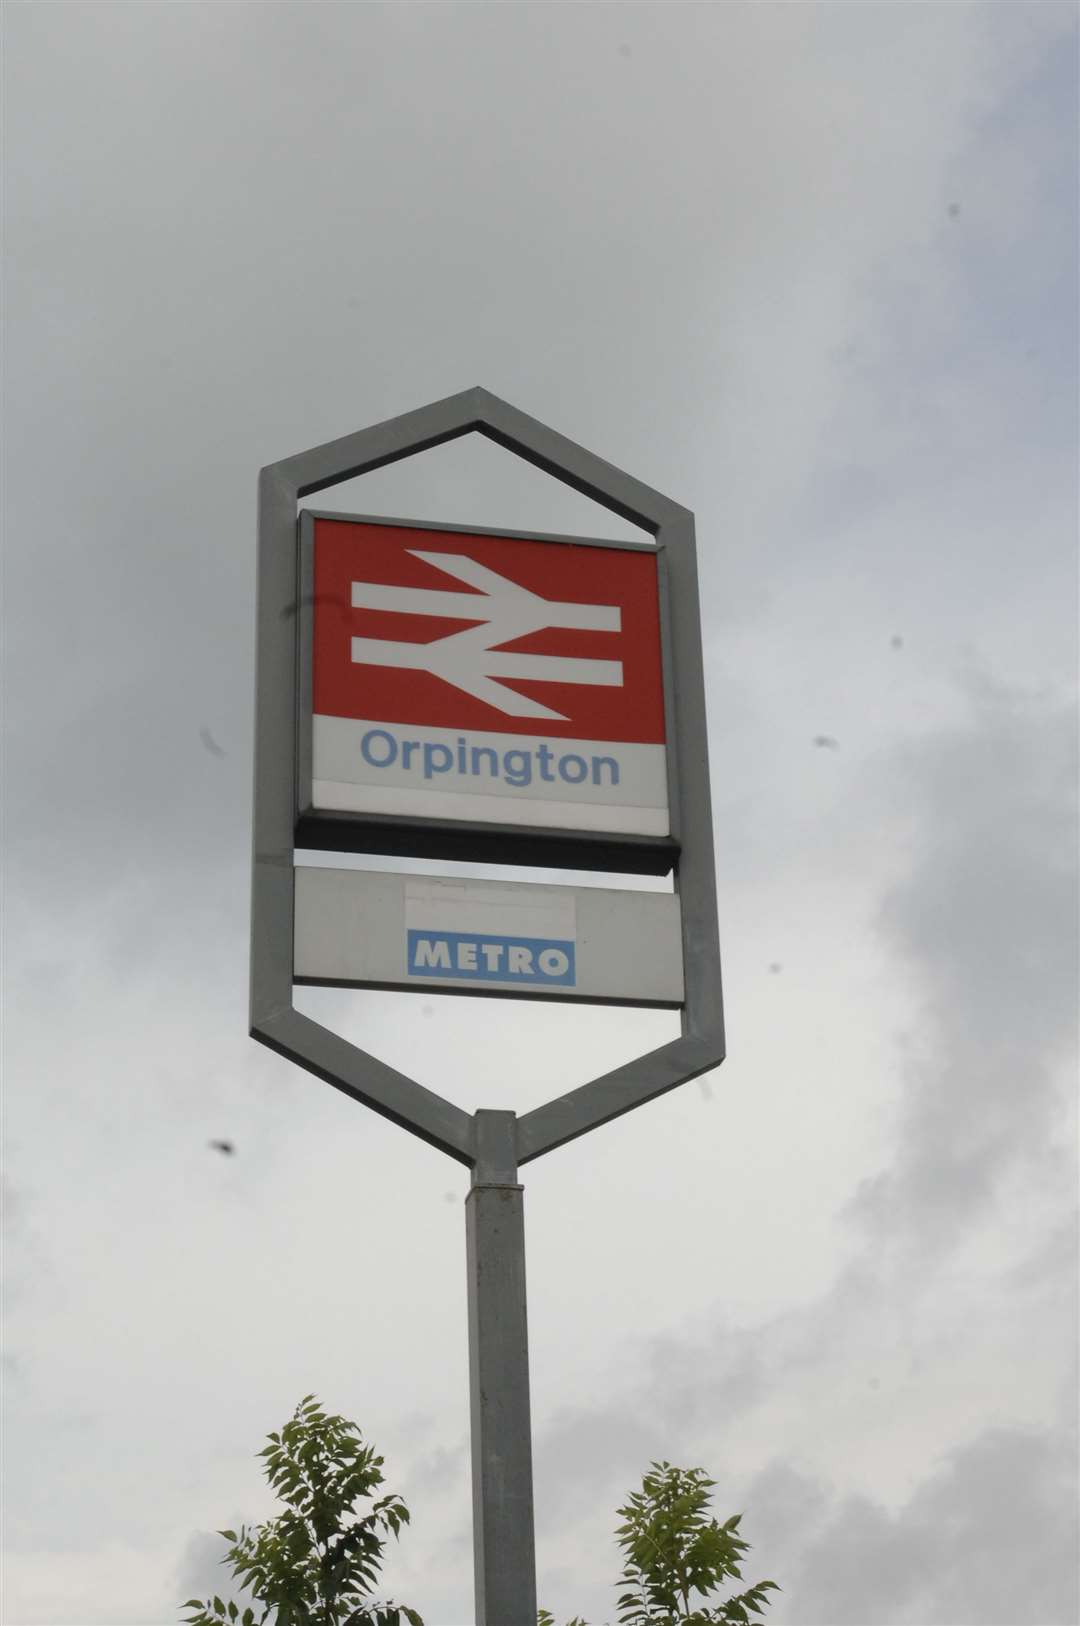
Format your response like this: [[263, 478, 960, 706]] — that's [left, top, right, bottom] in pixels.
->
[[302, 514, 670, 841], [251, 387, 726, 1626], [252, 385, 723, 1157], [296, 513, 679, 874]]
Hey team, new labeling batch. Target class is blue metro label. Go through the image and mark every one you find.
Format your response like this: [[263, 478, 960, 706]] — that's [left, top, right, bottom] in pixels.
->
[[406, 930, 576, 988]]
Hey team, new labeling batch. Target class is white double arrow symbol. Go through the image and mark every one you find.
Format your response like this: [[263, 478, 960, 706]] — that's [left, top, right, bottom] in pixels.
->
[[351, 551, 622, 721]]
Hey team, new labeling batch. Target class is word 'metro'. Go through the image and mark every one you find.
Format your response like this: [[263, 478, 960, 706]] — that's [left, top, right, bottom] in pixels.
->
[[407, 930, 576, 988], [361, 728, 620, 790]]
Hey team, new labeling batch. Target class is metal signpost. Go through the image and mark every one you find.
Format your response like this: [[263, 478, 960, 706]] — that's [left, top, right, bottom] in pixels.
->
[[251, 388, 723, 1625]]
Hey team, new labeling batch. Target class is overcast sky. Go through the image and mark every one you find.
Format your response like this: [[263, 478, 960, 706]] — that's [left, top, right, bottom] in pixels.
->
[[3, 4, 1077, 1625]]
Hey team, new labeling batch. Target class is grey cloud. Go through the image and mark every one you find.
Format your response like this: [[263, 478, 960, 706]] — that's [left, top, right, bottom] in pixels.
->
[[533, 1404, 666, 1537], [529, 1314, 791, 1621], [735, 1460, 831, 1569], [536, 1365, 1078, 1625], [1004, 1216, 1079, 1295], [174, 1527, 249, 1613], [764, 1426, 1079, 1626], [2, 1171, 25, 1233], [640, 1323, 773, 1437], [1, 1172, 54, 1327], [405, 1441, 468, 1500], [852, 675, 1078, 1257]]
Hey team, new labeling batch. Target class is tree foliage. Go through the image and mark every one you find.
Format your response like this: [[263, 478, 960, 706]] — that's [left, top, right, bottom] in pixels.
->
[[181, 1402, 778, 1626], [540, 1461, 778, 1626], [180, 1396, 422, 1626]]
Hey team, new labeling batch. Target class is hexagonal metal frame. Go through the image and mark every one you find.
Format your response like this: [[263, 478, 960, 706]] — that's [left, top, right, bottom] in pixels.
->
[[251, 387, 724, 1166]]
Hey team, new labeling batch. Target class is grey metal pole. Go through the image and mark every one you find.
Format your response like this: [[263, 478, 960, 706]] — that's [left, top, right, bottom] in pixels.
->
[[466, 1109, 537, 1626]]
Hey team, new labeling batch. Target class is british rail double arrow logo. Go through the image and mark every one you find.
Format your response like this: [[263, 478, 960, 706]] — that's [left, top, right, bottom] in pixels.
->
[[350, 552, 623, 721]]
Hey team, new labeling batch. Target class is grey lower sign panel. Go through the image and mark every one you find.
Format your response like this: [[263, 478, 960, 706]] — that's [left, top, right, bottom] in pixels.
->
[[294, 868, 684, 1007]]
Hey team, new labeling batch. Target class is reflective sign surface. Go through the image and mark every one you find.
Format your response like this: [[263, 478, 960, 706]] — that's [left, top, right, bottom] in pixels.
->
[[309, 517, 670, 836]]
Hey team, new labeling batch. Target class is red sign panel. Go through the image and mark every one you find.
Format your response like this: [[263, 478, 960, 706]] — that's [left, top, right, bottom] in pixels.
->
[[312, 518, 665, 742]]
